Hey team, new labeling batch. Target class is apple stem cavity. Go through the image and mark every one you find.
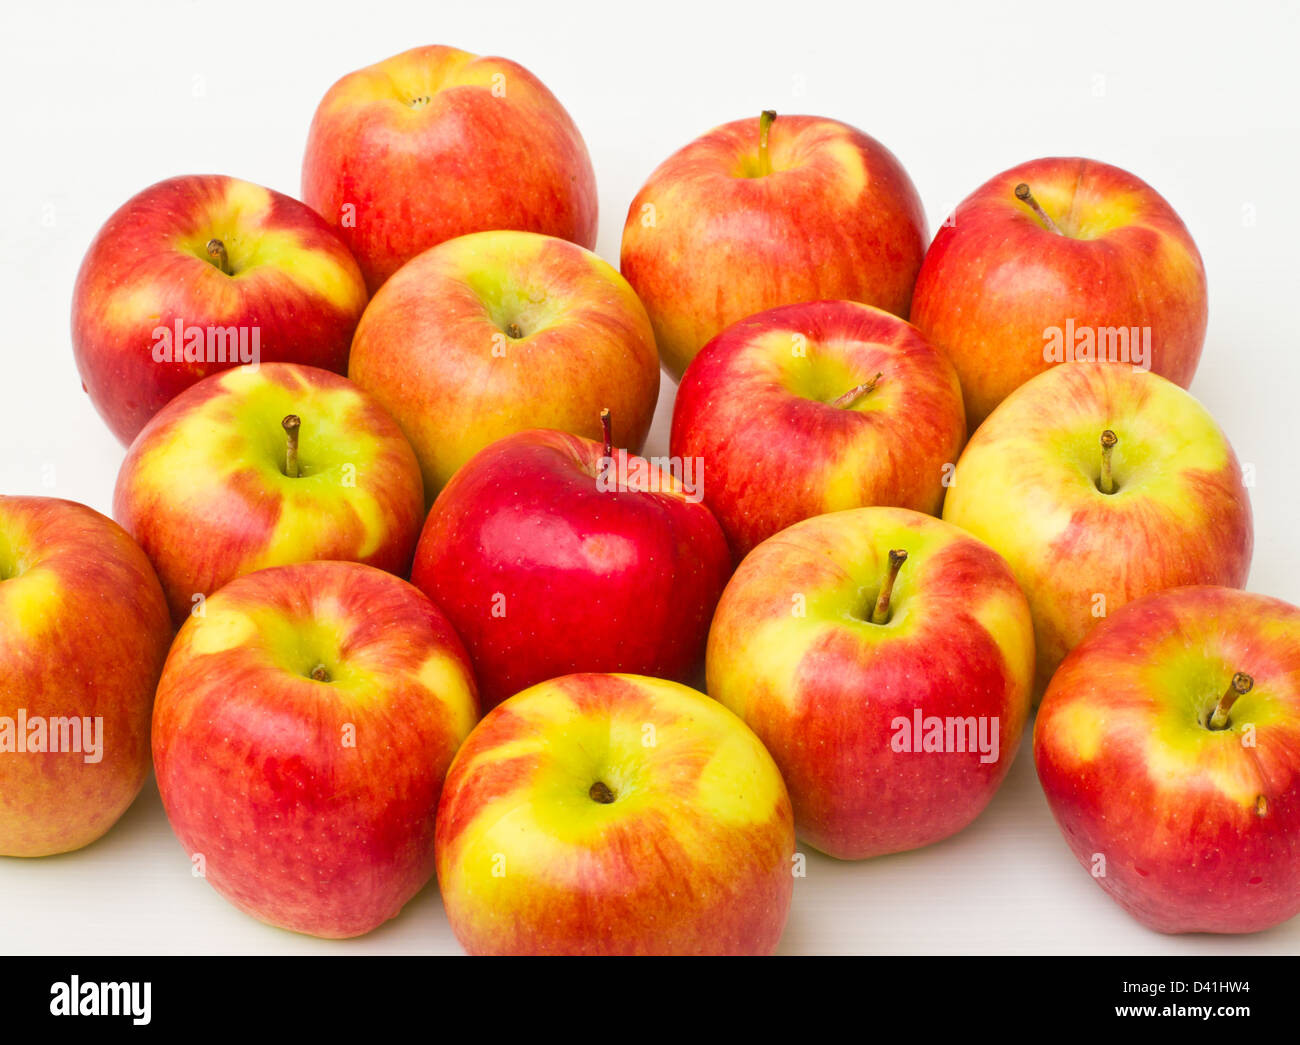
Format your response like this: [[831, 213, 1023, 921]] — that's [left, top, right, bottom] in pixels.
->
[[1014, 183, 1063, 236], [310, 664, 331, 683], [830, 372, 883, 410], [1208, 672, 1253, 730], [1098, 429, 1118, 494], [600, 407, 613, 460], [870, 549, 908, 625], [505, 321, 524, 339], [758, 110, 777, 176], [282, 414, 302, 478], [589, 780, 616, 804], [206, 238, 232, 275]]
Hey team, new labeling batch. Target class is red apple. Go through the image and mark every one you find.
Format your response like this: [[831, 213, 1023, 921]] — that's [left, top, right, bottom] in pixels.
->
[[114, 362, 424, 624], [72, 174, 368, 445], [435, 672, 795, 954], [348, 229, 659, 497], [152, 560, 478, 938], [0, 496, 172, 857], [671, 299, 965, 560], [910, 156, 1208, 427], [1035, 585, 1300, 934], [410, 422, 731, 710], [302, 45, 598, 293], [620, 110, 926, 379], [706, 506, 1035, 859]]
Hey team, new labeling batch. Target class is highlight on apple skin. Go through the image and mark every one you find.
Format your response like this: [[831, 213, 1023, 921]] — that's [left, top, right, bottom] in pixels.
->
[[1034, 585, 1300, 935], [706, 506, 1035, 861], [671, 299, 965, 561], [302, 45, 598, 294], [910, 156, 1208, 427], [620, 111, 927, 380], [942, 361, 1252, 695], [348, 229, 660, 498], [410, 425, 731, 711], [113, 362, 425, 625], [434, 673, 796, 955], [71, 174, 369, 445], [152, 560, 479, 939], [0, 496, 172, 857]]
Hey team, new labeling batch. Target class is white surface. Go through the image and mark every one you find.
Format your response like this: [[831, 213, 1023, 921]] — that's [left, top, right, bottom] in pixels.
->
[[1, 0, 1298, 955]]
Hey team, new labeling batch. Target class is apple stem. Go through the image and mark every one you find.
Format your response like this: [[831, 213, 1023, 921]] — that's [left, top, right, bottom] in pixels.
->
[[206, 238, 232, 275], [830, 372, 883, 410], [1208, 672, 1253, 730], [589, 781, 616, 804], [310, 664, 330, 682], [505, 321, 523, 339], [1014, 183, 1063, 236], [758, 110, 777, 176], [1099, 429, 1118, 494], [870, 549, 908, 625], [600, 407, 613, 461], [282, 414, 301, 478]]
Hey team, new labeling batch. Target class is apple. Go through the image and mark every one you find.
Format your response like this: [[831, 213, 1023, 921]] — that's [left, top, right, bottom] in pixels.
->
[[620, 110, 926, 379], [942, 362, 1252, 694], [0, 496, 171, 857], [434, 672, 794, 954], [671, 299, 965, 560], [152, 560, 478, 938], [72, 174, 368, 445], [410, 419, 731, 710], [1035, 584, 1300, 934], [348, 229, 659, 497], [706, 506, 1035, 860], [302, 44, 598, 293], [114, 362, 424, 625], [910, 156, 1208, 427]]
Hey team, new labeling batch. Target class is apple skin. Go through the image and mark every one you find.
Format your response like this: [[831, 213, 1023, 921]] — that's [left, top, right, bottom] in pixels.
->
[[0, 497, 172, 857], [910, 156, 1207, 427], [152, 560, 478, 938], [620, 113, 926, 379], [671, 299, 965, 560], [434, 672, 795, 955], [410, 428, 731, 711], [302, 45, 598, 293], [72, 174, 368, 445], [348, 230, 659, 497], [706, 506, 1035, 860], [942, 362, 1252, 695], [114, 362, 425, 625], [1035, 585, 1300, 934]]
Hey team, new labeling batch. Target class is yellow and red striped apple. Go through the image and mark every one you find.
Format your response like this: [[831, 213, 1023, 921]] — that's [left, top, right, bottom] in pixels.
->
[[153, 560, 478, 938], [348, 229, 660, 497], [72, 175, 368, 444], [1035, 585, 1300, 934], [943, 362, 1252, 694], [620, 111, 926, 379], [435, 673, 794, 955], [707, 506, 1035, 860], [411, 423, 730, 710], [303, 45, 598, 293], [114, 362, 424, 624], [0, 497, 172, 857], [671, 299, 965, 560], [911, 156, 1207, 427]]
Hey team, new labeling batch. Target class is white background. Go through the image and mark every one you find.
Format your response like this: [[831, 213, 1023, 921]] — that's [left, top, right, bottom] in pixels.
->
[[1, 0, 1298, 955]]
